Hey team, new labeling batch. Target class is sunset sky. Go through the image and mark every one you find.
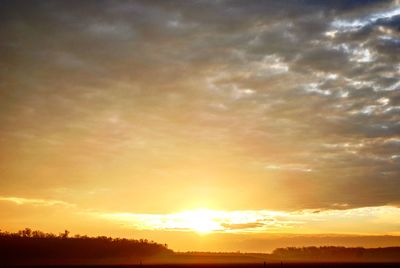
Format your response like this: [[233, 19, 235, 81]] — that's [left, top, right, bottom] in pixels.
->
[[1, 0, 400, 252]]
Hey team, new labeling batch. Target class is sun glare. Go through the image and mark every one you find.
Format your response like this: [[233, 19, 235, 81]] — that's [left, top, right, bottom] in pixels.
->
[[180, 209, 221, 234]]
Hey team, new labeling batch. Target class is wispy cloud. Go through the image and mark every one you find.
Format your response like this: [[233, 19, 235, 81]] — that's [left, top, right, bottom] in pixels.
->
[[265, 164, 313, 173], [0, 196, 75, 207]]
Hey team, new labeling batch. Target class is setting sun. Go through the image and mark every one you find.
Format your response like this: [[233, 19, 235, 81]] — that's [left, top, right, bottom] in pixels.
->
[[179, 209, 221, 234]]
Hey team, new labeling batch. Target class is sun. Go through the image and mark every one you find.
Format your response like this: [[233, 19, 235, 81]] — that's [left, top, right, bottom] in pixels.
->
[[179, 209, 221, 234]]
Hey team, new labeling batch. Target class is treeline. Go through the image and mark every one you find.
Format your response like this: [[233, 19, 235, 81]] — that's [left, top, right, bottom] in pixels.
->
[[272, 246, 400, 262], [0, 228, 173, 264], [2, 229, 400, 264]]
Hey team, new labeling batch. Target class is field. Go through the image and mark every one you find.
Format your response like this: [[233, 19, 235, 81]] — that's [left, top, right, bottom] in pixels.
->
[[3, 263, 400, 268]]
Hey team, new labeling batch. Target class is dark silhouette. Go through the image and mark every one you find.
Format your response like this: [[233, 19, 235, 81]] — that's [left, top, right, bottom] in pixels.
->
[[272, 246, 400, 262], [1, 229, 400, 265], [0, 228, 172, 265]]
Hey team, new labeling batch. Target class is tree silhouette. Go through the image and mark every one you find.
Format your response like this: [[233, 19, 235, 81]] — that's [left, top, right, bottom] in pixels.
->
[[59, 230, 70, 239], [0, 228, 173, 265], [271, 246, 400, 262]]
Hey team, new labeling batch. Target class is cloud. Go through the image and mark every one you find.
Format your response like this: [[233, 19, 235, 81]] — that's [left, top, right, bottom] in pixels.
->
[[1, 194, 400, 237], [221, 222, 265, 230], [330, 4, 400, 33], [0, 196, 75, 207], [92, 206, 400, 235], [264, 164, 313, 173], [0, 0, 399, 212]]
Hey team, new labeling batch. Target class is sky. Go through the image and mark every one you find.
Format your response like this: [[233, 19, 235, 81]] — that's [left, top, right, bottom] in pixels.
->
[[0, 0, 400, 252]]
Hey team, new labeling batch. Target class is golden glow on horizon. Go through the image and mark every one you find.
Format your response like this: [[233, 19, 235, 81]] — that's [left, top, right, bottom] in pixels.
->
[[91, 205, 400, 235], [2, 195, 400, 251]]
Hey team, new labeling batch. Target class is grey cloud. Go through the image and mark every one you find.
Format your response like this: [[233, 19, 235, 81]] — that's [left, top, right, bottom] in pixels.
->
[[0, 0, 399, 211]]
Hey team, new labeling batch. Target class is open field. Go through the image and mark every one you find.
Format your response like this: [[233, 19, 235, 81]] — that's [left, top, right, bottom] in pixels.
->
[[3, 263, 400, 268]]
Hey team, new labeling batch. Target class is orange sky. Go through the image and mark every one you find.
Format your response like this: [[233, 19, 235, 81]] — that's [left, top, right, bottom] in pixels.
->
[[1, 0, 400, 252]]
